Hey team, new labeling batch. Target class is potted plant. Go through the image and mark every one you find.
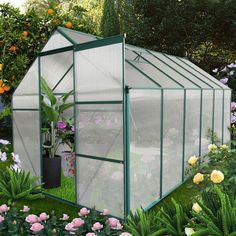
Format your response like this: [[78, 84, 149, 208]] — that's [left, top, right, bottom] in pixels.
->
[[41, 78, 73, 188], [56, 118, 76, 177]]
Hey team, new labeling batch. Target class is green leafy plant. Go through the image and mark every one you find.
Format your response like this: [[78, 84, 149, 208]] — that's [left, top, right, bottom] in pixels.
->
[[189, 186, 236, 235], [0, 167, 43, 203], [41, 77, 73, 158], [124, 208, 166, 236]]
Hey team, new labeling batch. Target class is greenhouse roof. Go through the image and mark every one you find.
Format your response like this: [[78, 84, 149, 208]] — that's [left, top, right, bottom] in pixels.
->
[[40, 26, 229, 90]]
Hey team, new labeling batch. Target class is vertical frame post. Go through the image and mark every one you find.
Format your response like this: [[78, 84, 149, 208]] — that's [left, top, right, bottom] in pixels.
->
[[160, 89, 164, 198], [199, 89, 203, 157], [212, 89, 215, 143], [182, 89, 186, 181], [222, 90, 225, 144]]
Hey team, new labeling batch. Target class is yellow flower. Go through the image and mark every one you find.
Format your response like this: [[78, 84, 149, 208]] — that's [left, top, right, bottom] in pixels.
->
[[0, 64, 3, 72], [208, 144, 218, 153], [220, 144, 228, 151], [210, 170, 224, 184], [193, 173, 204, 184], [192, 203, 202, 213], [188, 155, 198, 167]]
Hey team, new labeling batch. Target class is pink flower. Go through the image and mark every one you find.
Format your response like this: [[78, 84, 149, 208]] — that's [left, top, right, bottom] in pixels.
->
[[79, 208, 90, 216], [120, 233, 132, 236], [57, 121, 67, 129], [30, 223, 44, 232], [86, 233, 96, 236], [39, 212, 49, 221], [72, 218, 84, 227], [60, 214, 69, 221], [26, 214, 39, 224], [11, 153, 21, 164], [108, 218, 123, 230], [220, 77, 228, 84], [71, 126, 75, 132], [0, 215, 4, 223], [231, 102, 236, 111], [92, 222, 103, 231], [102, 209, 110, 215], [0, 204, 9, 213], [21, 206, 30, 213], [65, 222, 76, 232]]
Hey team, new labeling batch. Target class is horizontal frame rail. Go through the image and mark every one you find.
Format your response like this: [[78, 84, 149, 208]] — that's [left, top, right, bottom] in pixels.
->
[[75, 101, 123, 105], [76, 154, 124, 164]]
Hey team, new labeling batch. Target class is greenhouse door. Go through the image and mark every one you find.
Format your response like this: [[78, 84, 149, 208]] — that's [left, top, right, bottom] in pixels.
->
[[74, 36, 127, 218]]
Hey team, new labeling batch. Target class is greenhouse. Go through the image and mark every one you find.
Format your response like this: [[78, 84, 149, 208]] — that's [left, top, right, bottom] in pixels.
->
[[12, 27, 231, 218]]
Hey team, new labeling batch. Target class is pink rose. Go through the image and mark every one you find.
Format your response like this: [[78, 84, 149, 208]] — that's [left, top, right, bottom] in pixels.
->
[[86, 233, 96, 236], [92, 222, 103, 231], [26, 214, 39, 224], [108, 218, 123, 230], [0, 215, 4, 223], [79, 208, 90, 216], [72, 218, 84, 227], [102, 209, 109, 215], [0, 204, 9, 213], [120, 233, 132, 236], [39, 212, 49, 221], [21, 206, 30, 213], [65, 222, 76, 232], [60, 214, 69, 221], [30, 223, 44, 232]]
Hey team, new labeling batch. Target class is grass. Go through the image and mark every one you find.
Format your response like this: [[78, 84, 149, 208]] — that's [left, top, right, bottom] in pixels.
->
[[44, 173, 75, 202]]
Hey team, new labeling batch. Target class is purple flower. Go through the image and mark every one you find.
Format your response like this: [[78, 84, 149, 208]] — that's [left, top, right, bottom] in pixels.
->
[[231, 102, 236, 111], [220, 77, 228, 84], [229, 71, 235, 76], [228, 63, 236, 68], [71, 126, 75, 132], [231, 113, 236, 124], [57, 121, 66, 129]]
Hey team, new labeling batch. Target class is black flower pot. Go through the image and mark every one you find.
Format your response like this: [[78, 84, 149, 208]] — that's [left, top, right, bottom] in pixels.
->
[[42, 155, 61, 189]]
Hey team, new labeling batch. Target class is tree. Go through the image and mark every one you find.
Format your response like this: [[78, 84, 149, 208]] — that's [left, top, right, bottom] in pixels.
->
[[100, 0, 120, 37]]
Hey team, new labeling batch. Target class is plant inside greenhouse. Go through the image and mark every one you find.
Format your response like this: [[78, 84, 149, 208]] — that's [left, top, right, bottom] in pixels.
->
[[0, 0, 236, 235]]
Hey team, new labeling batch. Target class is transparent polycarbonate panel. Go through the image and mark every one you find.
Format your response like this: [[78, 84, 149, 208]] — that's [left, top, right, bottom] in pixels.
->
[[40, 51, 73, 92], [42, 31, 72, 52], [126, 49, 181, 88], [125, 62, 158, 88], [75, 43, 123, 101], [214, 90, 223, 142], [77, 158, 124, 217], [130, 90, 161, 211], [59, 28, 98, 44], [162, 90, 184, 195], [150, 52, 211, 88], [179, 58, 226, 89], [13, 58, 39, 109], [76, 104, 123, 160], [224, 90, 231, 143], [13, 111, 40, 177], [165, 56, 222, 89], [139, 52, 197, 88], [201, 90, 214, 154], [184, 90, 201, 174]]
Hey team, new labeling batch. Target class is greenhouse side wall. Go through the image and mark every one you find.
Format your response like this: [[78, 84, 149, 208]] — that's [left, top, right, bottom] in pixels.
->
[[12, 58, 40, 177]]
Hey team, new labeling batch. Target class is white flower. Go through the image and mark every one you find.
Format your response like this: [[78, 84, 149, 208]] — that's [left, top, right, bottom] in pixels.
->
[[185, 227, 195, 236], [228, 63, 236, 68], [11, 164, 21, 172], [212, 68, 218, 73], [192, 203, 202, 213], [12, 153, 21, 164], [0, 139, 10, 145], [208, 144, 218, 153], [0, 152, 7, 161]]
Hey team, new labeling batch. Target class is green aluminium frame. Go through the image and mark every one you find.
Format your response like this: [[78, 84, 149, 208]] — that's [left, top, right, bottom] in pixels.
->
[[12, 27, 231, 219]]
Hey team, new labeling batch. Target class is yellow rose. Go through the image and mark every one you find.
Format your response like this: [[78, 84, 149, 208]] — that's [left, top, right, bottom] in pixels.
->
[[208, 144, 218, 153], [188, 155, 198, 167], [192, 203, 202, 213], [220, 144, 228, 151], [193, 173, 204, 184], [210, 170, 224, 184]]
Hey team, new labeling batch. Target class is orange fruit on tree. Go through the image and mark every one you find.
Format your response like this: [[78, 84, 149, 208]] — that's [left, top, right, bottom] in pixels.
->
[[3, 85, 10, 92], [0, 64, 3, 72], [9, 45, 18, 53], [22, 31, 29, 37], [65, 22, 73, 29], [0, 87, 4, 94], [47, 9, 54, 15]]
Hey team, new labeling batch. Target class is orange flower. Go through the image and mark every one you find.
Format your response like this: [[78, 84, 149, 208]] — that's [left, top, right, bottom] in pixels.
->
[[47, 9, 54, 15], [9, 45, 18, 53], [65, 22, 73, 29], [0, 87, 4, 94], [0, 80, 3, 87], [22, 31, 29, 37], [3, 86, 10, 92]]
